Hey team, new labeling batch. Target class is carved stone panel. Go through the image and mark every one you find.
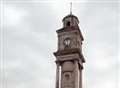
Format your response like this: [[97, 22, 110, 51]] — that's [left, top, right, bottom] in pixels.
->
[[61, 72, 74, 88]]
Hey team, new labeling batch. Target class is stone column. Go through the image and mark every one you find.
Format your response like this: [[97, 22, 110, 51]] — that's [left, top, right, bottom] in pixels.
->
[[74, 60, 79, 88], [79, 60, 83, 88], [79, 68, 82, 88], [56, 63, 60, 88]]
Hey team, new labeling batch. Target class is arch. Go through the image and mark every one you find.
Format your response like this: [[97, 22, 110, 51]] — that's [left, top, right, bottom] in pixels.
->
[[66, 21, 71, 26]]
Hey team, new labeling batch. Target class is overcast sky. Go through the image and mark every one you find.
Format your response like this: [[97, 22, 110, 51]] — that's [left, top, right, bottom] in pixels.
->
[[0, 0, 120, 88]]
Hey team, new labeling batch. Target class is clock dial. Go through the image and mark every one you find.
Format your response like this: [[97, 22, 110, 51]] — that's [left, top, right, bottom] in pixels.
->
[[64, 38, 71, 47]]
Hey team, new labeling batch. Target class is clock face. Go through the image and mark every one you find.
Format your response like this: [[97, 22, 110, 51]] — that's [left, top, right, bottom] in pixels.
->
[[64, 38, 71, 47]]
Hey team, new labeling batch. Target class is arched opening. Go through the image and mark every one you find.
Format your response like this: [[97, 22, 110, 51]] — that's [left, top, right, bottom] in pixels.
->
[[66, 21, 71, 26]]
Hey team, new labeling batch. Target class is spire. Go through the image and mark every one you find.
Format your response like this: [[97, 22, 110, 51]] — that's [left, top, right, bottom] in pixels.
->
[[70, 2, 72, 15]]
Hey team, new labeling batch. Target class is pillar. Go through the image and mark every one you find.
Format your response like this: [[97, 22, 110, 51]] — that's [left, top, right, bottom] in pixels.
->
[[74, 60, 79, 88], [56, 62, 60, 88]]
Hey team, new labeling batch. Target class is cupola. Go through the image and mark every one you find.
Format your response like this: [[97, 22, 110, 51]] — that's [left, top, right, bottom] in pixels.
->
[[62, 14, 79, 27]]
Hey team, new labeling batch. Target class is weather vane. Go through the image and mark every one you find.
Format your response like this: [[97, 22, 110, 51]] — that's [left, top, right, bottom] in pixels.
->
[[70, 2, 72, 14]]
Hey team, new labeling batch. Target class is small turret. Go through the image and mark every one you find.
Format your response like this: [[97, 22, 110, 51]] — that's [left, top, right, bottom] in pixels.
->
[[62, 14, 79, 27]]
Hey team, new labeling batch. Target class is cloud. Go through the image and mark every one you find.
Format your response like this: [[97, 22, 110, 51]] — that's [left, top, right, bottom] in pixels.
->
[[1, 1, 119, 88], [3, 4, 27, 27]]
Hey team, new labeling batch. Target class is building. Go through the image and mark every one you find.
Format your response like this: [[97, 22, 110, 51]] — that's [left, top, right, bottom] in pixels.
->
[[53, 12, 85, 88]]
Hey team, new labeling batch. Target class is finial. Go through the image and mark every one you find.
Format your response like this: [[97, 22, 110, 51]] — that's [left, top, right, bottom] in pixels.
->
[[70, 2, 72, 15]]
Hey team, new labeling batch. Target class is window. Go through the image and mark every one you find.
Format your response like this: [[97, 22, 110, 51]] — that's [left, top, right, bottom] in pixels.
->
[[66, 21, 70, 26]]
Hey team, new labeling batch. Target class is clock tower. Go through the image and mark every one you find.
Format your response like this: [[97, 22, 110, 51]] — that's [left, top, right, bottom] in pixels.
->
[[54, 13, 85, 88]]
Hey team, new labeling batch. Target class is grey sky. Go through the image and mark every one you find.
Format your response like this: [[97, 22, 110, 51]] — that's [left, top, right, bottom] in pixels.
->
[[0, 0, 119, 88]]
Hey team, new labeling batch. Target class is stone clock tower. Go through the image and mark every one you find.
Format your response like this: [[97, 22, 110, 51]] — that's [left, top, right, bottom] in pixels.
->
[[54, 13, 85, 88]]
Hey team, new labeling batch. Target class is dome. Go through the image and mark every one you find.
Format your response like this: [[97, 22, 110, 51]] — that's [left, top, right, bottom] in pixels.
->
[[62, 14, 79, 23], [62, 14, 79, 27]]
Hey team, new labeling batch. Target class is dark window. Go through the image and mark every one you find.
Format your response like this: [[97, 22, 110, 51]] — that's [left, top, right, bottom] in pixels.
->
[[66, 21, 70, 26]]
